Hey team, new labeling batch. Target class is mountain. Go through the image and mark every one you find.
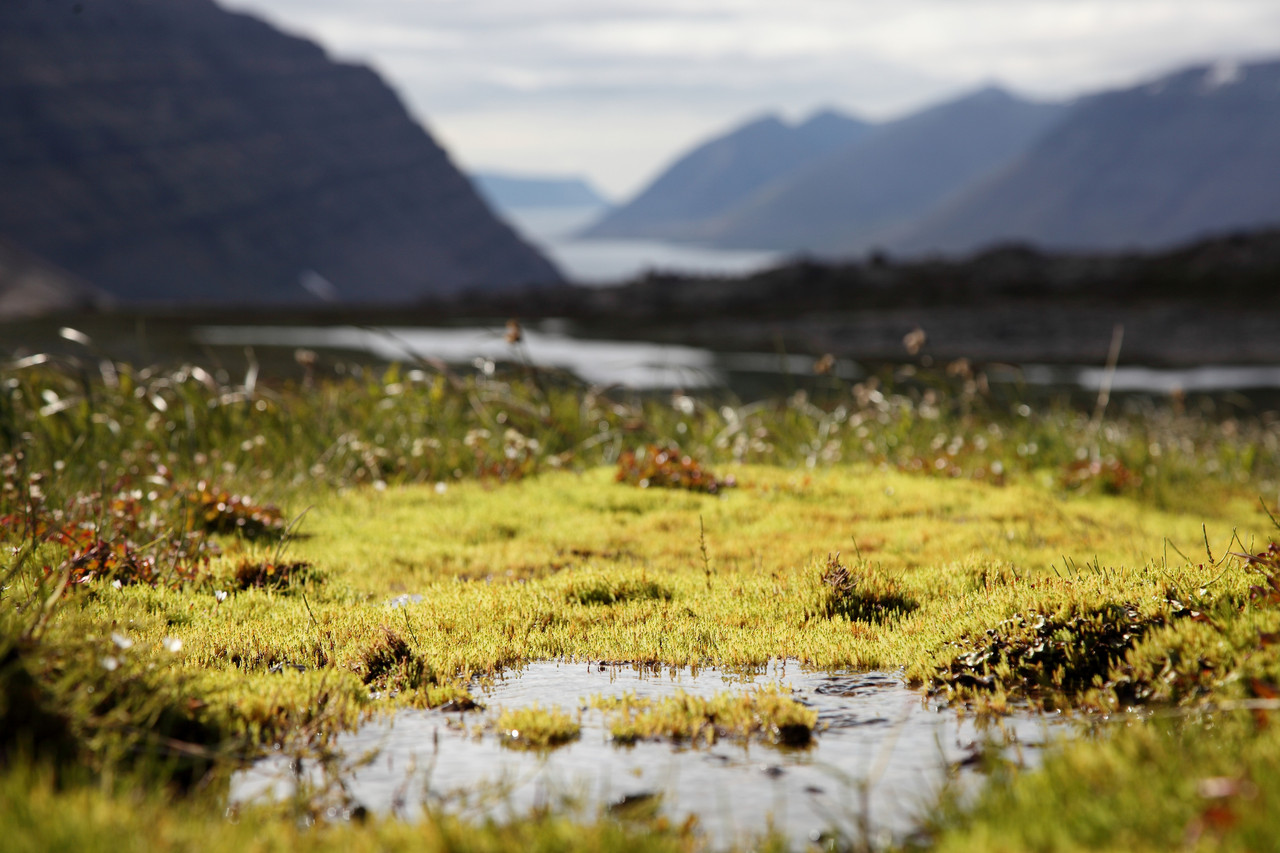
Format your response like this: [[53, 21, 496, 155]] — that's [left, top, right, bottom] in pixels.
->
[[580, 109, 872, 241], [0, 0, 561, 304], [690, 87, 1067, 253], [0, 238, 112, 320], [894, 60, 1280, 255], [472, 171, 609, 210]]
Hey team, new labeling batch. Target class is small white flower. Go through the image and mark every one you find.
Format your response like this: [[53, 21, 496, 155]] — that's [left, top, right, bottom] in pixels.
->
[[111, 632, 134, 650], [101, 655, 119, 671], [214, 590, 228, 603], [162, 636, 183, 653], [112, 579, 123, 590], [434, 482, 447, 495]]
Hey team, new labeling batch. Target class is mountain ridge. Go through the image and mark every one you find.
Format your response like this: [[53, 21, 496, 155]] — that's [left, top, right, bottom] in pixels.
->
[[0, 0, 561, 304], [582, 87, 1066, 254], [584, 57, 1280, 260], [699, 86, 1068, 253], [580, 108, 872, 241], [891, 59, 1280, 255]]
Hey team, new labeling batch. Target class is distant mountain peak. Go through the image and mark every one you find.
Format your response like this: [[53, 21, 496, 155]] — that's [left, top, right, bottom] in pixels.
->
[[585, 55, 1280, 260], [742, 113, 789, 129], [921, 83, 1042, 114], [893, 55, 1280, 255], [1131, 55, 1280, 100], [697, 87, 1066, 254], [1201, 59, 1245, 91], [964, 83, 1017, 100], [796, 107, 868, 133], [579, 105, 873, 240]]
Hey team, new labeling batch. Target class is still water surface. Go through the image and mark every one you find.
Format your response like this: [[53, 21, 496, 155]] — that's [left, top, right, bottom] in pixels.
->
[[233, 660, 1060, 849], [196, 323, 1280, 394], [499, 205, 783, 285]]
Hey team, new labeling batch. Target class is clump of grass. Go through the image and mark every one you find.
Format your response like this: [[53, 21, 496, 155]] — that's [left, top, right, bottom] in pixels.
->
[[233, 559, 316, 591], [47, 531, 201, 590], [188, 483, 285, 539], [615, 444, 734, 494], [813, 552, 918, 624], [0, 756, 701, 852], [3, 485, 211, 591], [358, 628, 432, 693], [935, 602, 1178, 698], [927, 712, 1280, 853], [6, 349, 1280, 519], [1238, 541, 1280, 604], [594, 684, 816, 747], [495, 703, 581, 750], [0, 627, 229, 790], [567, 575, 672, 606], [1061, 457, 1143, 494]]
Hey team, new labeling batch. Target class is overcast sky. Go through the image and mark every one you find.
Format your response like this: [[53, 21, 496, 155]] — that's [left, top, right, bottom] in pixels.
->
[[224, 0, 1280, 199]]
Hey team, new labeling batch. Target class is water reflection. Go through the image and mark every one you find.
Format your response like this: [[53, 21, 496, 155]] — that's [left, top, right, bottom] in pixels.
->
[[500, 206, 782, 285], [197, 323, 1280, 394], [233, 660, 1060, 849], [998, 363, 1280, 393], [1077, 364, 1280, 393], [196, 325, 721, 388]]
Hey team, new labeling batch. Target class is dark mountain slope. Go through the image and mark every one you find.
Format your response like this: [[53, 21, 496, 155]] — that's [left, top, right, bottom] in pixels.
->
[[0, 0, 560, 303], [580, 109, 871, 241], [702, 87, 1067, 253], [895, 60, 1280, 255], [0, 238, 112, 319]]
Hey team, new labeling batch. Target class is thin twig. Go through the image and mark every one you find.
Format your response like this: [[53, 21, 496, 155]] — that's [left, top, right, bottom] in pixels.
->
[[699, 515, 713, 590], [1091, 323, 1124, 424]]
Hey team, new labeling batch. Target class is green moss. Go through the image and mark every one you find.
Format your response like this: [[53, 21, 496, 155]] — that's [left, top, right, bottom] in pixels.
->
[[494, 704, 581, 750], [0, 760, 698, 853], [927, 713, 1280, 853], [593, 684, 817, 747], [567, 573, 673, 606], [8, 464, 1275, 754], [9, 357, 1280, 847], [359, 627, 433, 693], [812, 551, 918, 623]]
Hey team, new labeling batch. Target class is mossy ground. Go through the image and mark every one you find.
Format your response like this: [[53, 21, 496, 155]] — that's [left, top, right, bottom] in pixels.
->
[[28, 465, 1268, 732], [9, 463, 1280, 848], [495, 703, 582, 750], [6, 352, 1280, 849]]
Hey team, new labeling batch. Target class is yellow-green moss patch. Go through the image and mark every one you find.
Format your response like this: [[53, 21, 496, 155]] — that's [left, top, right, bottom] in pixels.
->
[[494, 703, 581, 751], [592, 684, 817, 747]]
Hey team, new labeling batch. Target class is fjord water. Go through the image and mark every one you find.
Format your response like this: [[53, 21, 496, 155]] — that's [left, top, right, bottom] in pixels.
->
[[498, 205, 781, 285], [232, 661, 1060, 848]]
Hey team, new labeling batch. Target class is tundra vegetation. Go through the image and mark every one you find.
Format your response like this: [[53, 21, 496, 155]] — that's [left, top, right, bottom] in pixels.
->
[[4, 340, 1280, 851]]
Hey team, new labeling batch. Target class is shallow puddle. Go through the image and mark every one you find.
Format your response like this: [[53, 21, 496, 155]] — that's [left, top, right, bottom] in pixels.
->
[[232, 660, 1063, 849]]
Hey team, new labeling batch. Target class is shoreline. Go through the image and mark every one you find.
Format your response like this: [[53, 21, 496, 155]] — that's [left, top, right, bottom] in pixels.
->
[[7, 230, 1280, 370]]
